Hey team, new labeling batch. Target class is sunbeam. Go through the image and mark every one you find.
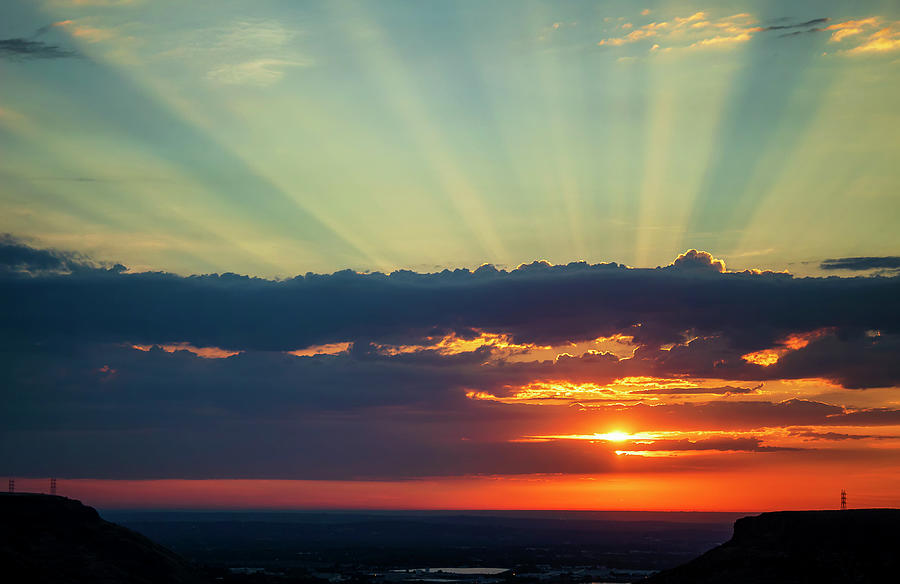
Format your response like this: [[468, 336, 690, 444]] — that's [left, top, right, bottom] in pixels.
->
[[331, 0, 511, 266]]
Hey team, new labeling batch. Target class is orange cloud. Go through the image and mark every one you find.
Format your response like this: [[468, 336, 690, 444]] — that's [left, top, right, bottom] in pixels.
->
[[51, 19, 115, 43], [825, 17, 900, 54], [469, 376, 761, 405], [826, 17, 880, 42], [847, 25, 900, 54], [690, 32, 753, 48], [598, 11, 758, 51], [742, 329, 833, 367], [131, 343, 240, 359], [374, 331, 549, 358], [288, 342, 351, 357], [742, 349, 781, 367], [71, 26, 115, 42]]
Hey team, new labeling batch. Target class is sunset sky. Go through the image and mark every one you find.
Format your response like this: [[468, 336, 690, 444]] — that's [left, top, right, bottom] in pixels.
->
[[2, 0, 900, 511]]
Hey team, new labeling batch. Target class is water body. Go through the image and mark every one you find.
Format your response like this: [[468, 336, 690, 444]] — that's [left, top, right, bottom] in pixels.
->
[[102, 510, 737, 575], [400, 568, 510, 575]]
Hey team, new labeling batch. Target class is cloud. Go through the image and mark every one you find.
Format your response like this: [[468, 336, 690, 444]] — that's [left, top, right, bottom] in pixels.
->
[[690, 32, 754, 48], [618, 437, 794, 453], [825, 17, 900, 54], [760, 18, 831, 32], [820, 256, 900, 272], [0, 18, 119, 61], [822, 407, 900, 426], [847, 25, 900, 54], [2, 238, 899, 389], [598, 11, 760, 51], [0, 235, 124, 275], [790, 430, 896, 441], [826, 18, 881, 42], [598, 27, 660, 46], [206, 58, 310, 86], [630, 383, 761, 395], [668, 249, 726, 273], [598, 11, 900, 55], [654, 330, 900, 389], [2, 336, 893, 479], [161, 19, 310, 87], [47, 0, 136, 6], [574, 399, 848, 432], [2, 239, 900, 479], [33, 21, 74, 37], [0, 38, 76, 59], [131, 343, 241, 359]]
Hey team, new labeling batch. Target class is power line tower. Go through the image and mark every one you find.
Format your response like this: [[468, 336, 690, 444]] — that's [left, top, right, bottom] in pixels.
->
[[50, 478, 57, 496], [841, 489, 847, 510], [7, 479, 13, 493]]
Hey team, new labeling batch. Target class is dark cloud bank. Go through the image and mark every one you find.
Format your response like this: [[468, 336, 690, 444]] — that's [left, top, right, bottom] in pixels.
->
[[0, 38, 75, 59], [820, 256, 900, 272], [2, 238, 899, 479]]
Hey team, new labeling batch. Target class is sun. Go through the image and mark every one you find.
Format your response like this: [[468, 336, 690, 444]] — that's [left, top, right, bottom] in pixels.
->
[[598, 431, 630, 442]]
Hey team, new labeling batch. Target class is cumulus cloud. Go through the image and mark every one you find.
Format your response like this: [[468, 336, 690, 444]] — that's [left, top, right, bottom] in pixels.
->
[[668, 249, 727, 272]]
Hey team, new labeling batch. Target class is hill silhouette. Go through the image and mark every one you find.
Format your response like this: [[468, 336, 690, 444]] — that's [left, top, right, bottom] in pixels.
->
[[0, 493, 207, 584], [640, 509, 900, 584]]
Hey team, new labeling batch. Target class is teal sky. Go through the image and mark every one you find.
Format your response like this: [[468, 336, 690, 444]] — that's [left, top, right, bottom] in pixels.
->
[[1, 0, 898, 277]]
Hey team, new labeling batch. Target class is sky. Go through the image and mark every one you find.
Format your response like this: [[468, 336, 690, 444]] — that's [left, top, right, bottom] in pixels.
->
[[1, 0, 900, 511]]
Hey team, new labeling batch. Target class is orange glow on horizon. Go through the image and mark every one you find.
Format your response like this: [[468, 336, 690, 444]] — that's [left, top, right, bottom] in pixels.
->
[[6, 467, 898, 512]]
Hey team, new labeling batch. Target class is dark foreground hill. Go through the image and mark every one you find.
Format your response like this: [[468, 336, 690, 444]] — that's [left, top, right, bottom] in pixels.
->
[[0, 493, 207, 584], [640, 509, 900, 584]]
